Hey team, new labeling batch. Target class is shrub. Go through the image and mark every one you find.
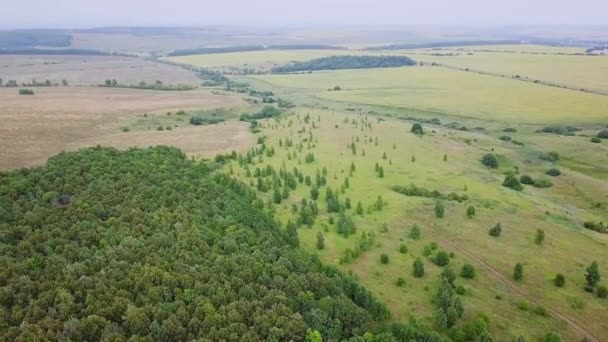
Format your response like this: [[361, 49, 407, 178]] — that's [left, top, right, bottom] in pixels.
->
[[481, 154, 498, 169], [410, 123, 424, 135], [539, 151, 560, 162], [533, 178, 553, 188], [461, 264, 476, 279], [499, 135, 512, 141], [535, 229, 545, 245], [409, 224, 421, 239], [380, 253, 389, 264], [19, 88, 35, 95], [585, 261, 600, 287], [316, 232, 324, 250], [520, 175, 534, 185], [545, 168, 561, 177], [413, 257, 425, 277], [489, 223, 502, 237], [503, 174, 523, 191], [533, 305, 549, 317], [554, 274, 566, 287], [433, 251, 450, 267], [597, 285, 608, 298], [396, 277, 406, 287], [399, 244, 408, 254], [455, 286, 466, 295], [544, 332, 561, 342], [434, 201, 444, 218], [590, 137, 602, 143], [597, 130, 608, 139], [466, 206, 475, 218], [513, 263, 524, 281]]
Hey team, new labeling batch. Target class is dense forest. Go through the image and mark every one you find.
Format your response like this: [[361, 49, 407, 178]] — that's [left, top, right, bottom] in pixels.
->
[[271, 55, 415, 73], [0, 146, 442, 341]]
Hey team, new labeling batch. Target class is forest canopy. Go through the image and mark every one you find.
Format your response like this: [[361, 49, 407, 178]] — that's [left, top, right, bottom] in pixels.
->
[[0, 146, 440, 341]]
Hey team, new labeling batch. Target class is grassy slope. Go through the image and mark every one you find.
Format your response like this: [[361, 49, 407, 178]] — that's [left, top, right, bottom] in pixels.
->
[[248, 66, 608, 124], [227, 108, 608, 341]]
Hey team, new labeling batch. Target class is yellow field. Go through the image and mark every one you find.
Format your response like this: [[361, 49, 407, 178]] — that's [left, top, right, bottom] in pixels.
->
[[410, 44, 586, 54], [248, 66, 608, 124], [165, 49, 381, 71], [399, 51, 608, 93]]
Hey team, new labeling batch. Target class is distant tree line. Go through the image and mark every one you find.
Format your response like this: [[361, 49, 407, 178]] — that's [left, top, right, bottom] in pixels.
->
[[271, 55, 416, 73]]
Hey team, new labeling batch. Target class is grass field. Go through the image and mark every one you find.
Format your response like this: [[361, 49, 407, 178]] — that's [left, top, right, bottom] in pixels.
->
[[0, 86, 249, 169], [247, 66, 608, 124], [226, 108, 608, 340], [397, 52, 608, 93], [165, 49, 382, 72], [0, 55, 201, 86]]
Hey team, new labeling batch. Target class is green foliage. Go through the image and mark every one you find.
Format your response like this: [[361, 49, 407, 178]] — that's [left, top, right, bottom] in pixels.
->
[[545, 168, 561, 177], [240, 105, 281, 121], [399, 244, 408, 254], [410, 123, 424, 135], [356, 201, 364, 216], [433, 251, 450, 267], [585, 261, 601, 287], [434, 201, 445, 218], [489, 222, 502, 237], [520, 174, 534, 185], [189, 115, 225, 125], [18, 88, 35, 95], [380, 253, 389, 264], [539, 151, 560, 162], [316, 232, 325, 250], [311, 185, 320, 200], [396, 277, 406, 287], [502, 174, 523, 191], [597, 285, 608, 298], [554, 273, 566, 287], [533, 178, 553, 188], [544, 332, 562, 342], [514, 263, 524, 281], [481, 154, 498, 169], [413, 258, 425, 278], [441, 266, 456, 286], [0, 146, 393, 341], [392, 184, 468, 202], [409, 224, 421, 240], [535, 229, 545, 245], [461, 264, 476, 279], [337, 213, 356, 237], [590, 137, 602, 143], [466, 205, 475, 218], [272, 55, 416, 73]]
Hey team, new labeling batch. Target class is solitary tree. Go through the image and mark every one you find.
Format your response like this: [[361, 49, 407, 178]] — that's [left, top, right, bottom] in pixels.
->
[[461, 264, 476, 279], [513, 263, 524, 281], [585, 261, 601, 287], [482, 154, 498, 169], [535, 229, 545, 245], [489, 222, 502, 237], [435, 201, 445, 218], [413, 257, 425, 277], [316, 232, 325, 250], [466, 206, 475, 219], [411, 123, 424, 135]]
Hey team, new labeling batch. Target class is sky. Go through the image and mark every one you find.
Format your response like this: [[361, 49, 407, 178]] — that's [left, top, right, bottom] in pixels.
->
[[3, 0, 608, 29]]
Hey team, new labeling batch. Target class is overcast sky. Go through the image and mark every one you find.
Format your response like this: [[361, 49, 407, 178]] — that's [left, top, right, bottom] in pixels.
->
[[3, 0, 608, 29]]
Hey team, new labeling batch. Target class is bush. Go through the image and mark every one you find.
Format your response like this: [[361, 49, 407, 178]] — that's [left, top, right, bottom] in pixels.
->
[[433, 251, 450, 267], [597, 285, 608, 298], [413, 257, 425, 277], [533, 305, 549, 317], [461, 264, 476, 279], [399, 244, 408, 253], [520, 175, 534, 185], [545, 168, 561, 177], [489, 223, 502, 237], [539, 151, 560, 162], [590, 137, 602, 143], [19, 88, 35, 95], [410, 123, 424, 135], [544, 332, 561, 342], [533, 178, 553, 188], [396, 277, 406, 287], [409, 224, 421, 239], [481, 154, 498, 169], [455, 286, 466, 295], [380, 253, 389, 264], [466, 206, 475, 218], [434, 201, 444, 218], [503, 174, 523, 191], [554, 274, 566, 287], [513, 263, 524, 281], [597, 130, 608, 139]]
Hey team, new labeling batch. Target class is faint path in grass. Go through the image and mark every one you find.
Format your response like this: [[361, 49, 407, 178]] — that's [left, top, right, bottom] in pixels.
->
[[427, 228, 599, 342]]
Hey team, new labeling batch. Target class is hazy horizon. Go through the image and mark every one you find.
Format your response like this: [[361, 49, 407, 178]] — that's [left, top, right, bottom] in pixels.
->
[[3, 0, 608, 29]]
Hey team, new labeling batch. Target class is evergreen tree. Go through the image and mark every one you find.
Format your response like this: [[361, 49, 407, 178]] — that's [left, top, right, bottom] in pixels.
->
[[513, 263, 524, 281], [466, 206, 475, 218], [585, 261, 601, 287], [535, 229, 545, 245], [413, 258, 425, 278], [316, 232, 325, 250], [435, 201, 444, 218]]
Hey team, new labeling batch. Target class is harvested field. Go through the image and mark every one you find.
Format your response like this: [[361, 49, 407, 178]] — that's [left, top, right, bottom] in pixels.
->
[[0, 55, 200, 86], [0, 86, 249, 169]]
